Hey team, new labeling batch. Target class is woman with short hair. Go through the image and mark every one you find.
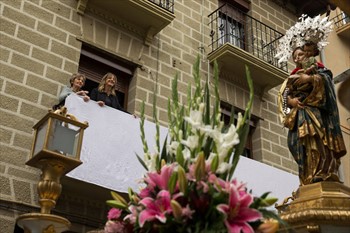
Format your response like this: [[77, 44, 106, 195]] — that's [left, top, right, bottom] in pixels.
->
[[54, 73, 90, 109]]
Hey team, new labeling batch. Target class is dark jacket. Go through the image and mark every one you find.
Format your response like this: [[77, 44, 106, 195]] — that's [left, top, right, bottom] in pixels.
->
[[90, 88, 124, 111]]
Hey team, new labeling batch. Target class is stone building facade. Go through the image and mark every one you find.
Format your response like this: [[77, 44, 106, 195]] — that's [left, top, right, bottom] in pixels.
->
[[0, 0, 348, 232]]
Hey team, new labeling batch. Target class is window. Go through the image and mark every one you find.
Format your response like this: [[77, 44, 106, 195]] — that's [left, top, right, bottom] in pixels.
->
[[78, 44, 135, 110], [218, 12, 245, 48], [218, 0, 249, 49], [220, 101, 258, 159]]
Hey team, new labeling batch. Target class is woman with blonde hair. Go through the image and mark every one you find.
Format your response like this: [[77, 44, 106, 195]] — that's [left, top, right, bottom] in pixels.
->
[[90, 72, 124, 110]]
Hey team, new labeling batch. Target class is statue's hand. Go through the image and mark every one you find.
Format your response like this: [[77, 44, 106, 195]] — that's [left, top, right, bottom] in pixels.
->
[[293, 73, 313, 86], [288, 97, 304, 109]]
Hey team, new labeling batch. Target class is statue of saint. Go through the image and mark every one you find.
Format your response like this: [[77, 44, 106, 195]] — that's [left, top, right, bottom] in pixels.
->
[[276, 16, 347, 185]]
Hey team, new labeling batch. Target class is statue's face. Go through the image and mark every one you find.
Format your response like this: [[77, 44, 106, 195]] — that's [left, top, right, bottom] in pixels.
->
[[293, 49, 305, 65], [303, 45, 314, 58]]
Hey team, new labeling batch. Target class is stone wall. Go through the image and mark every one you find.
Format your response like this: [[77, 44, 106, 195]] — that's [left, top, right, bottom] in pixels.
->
[[0, 0, 300, 232]]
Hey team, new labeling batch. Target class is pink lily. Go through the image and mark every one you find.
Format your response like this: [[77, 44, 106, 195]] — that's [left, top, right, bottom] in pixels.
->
[[217, 185, 262, 233], [139, 190, 172, 227], [139, 187, 152, 199], [144, 164, 175, 190], [107, 208, 122, 220], [124, 205, 138, 224]]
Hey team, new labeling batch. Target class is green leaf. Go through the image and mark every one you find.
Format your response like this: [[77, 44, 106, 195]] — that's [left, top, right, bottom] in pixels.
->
[[230, 121, 249, 172], [204, 81, 210, 125], [139, 101, 149, 153], [213, 60, 220, 122], [176, 144, 184, 166], [135, 153, 148, 171], [228, 65, 254, 179], [160, 136, 168, 163]]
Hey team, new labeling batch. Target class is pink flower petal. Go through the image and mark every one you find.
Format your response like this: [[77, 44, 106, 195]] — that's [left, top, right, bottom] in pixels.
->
[[107, 208, 122, 220]]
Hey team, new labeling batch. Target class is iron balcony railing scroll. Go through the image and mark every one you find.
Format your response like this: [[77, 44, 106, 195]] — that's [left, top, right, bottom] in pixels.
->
[[331, 12, 349, 30], [208, 3, 288, 72], [149, 0, 174, 13]]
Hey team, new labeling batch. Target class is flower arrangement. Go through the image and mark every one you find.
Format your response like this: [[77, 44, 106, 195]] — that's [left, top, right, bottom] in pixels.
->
[[104, 57, 281, 233]]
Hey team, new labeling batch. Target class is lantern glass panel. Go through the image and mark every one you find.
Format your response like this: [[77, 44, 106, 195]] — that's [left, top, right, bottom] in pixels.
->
[[47, 118, 81, 158], [33, 120, 49, 156]]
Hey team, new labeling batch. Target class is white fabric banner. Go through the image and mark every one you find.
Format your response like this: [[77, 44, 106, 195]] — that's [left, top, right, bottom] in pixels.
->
[[65, 94, 168, 192], [65, 94, 299, 201]]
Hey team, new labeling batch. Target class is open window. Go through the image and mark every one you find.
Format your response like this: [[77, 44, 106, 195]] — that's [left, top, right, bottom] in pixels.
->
[[78, 44, 136, 110]]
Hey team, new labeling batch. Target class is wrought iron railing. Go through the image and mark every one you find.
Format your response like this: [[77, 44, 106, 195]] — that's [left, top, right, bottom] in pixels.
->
[[208, 3, 288, 72], [331, 12, 349, 30], [148, 0, 174, 13]]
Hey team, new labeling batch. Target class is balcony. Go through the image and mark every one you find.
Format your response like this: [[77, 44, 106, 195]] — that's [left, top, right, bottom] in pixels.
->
[[76, 0, 175, 45], [332, 12, 350, 39], [277, 0, 337, 17], [208, 4, 288, 95], [62, 94, 298, 201]]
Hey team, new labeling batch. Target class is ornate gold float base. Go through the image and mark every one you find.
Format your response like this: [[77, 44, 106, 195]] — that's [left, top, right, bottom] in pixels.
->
[[276, 182, 350, 233], [17, 213, 70, 233]]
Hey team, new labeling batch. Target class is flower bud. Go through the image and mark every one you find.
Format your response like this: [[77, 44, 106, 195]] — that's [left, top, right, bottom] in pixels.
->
[[106, 200, 127, 209], [210, 154, 219, 173], [260, 197, 278, 207], [168, 172, 178, 194], [171, 200, 183, 220], [132, 195, 140, 203], [195, 152, 205, 181], [177, 166, 187, 193], [111, 191, 128, 206]]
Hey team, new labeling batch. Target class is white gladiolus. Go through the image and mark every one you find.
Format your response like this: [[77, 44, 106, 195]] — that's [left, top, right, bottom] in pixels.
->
[[208, 124, 240, 162], [184, 110, 203, 130], [216, 162, 232, 174], [182, 147, 191, 160], [167, 141, 180, 156], [181, 135, 199, 151], [145, 152, 158, 172]]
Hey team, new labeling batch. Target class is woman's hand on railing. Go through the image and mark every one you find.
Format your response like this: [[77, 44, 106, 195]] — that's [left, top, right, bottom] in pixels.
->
[[97, 101, 105, 107]]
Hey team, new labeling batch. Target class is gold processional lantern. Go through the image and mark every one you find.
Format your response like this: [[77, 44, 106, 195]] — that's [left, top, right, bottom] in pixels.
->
[[16, 107, 88, 233]]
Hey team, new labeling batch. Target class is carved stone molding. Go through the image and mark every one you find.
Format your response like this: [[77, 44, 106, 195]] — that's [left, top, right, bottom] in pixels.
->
[[76, 0, 175, 46], [77, 0, 89, 15]]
